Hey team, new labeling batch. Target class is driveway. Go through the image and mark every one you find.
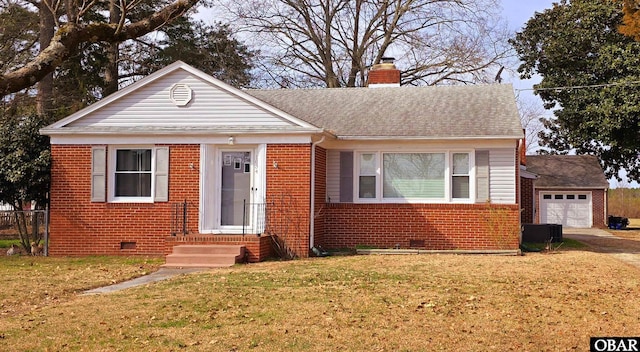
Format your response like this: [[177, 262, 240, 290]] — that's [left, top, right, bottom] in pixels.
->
[[563, 227, 640, 269]]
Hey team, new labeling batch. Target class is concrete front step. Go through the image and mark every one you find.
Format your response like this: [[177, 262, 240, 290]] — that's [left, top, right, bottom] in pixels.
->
[[162, 245, 246, 268]]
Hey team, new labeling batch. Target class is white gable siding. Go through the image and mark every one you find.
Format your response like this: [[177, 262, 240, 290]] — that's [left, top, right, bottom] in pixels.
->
[[68, 70, 294, 128], [326, 150, 341, 203], [489, 148, 516, 204]]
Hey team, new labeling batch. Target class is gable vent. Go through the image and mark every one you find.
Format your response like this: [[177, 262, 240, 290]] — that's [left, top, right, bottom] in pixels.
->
[[170, 83, 192, 106]]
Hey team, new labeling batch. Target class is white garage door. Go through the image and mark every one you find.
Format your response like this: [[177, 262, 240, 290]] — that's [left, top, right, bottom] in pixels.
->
[[540, 192, 592, 228]]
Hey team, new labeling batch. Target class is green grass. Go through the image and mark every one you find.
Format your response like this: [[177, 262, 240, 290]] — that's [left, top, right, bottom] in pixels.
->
[[0, 239, 21, 248], [558, 238, 587, 249]]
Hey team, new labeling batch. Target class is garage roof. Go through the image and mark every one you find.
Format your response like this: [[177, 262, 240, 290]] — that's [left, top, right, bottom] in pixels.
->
[[525, 155, 609, 189]]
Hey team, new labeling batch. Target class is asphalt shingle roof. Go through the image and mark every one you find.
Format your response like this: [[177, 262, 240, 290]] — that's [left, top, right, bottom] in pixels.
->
[[526, 155, 609, 189], [245, 84, 523, 139]]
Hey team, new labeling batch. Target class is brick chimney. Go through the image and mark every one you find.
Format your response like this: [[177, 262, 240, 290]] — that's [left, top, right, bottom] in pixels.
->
[[367, 57, 401, 88]]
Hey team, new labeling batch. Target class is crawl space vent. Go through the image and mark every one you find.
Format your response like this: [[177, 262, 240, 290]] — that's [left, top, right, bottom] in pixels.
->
[[120, 241, 137, 250], [170, 83, 192, 106]]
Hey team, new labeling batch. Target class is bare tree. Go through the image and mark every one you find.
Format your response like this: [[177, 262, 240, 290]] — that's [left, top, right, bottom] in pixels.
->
[[215, 0, 512, 88], [517, 96, 546, 154], [0, 0, 201, 97]]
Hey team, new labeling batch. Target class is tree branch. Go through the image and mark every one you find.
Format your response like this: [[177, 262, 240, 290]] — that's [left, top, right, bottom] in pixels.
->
[[0, 0, 200, 96]]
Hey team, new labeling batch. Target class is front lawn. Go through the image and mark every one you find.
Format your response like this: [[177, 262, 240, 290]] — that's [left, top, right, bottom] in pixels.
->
[[1, 251, 639, 351], [0, 256, 162, 317]]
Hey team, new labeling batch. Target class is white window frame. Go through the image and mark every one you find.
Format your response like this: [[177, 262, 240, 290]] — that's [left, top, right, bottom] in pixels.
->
[[354, 150, 475, 204], [356, 152, 379, 201], [108, 145, 156, 203], [451, 151, 474, 201]]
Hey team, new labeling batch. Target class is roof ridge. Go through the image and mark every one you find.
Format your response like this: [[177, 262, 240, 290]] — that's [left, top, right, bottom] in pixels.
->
[[246, 83, 513, 93]]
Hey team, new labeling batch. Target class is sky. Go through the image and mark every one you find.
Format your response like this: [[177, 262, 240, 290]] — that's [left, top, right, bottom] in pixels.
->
[[501, 0, 556, 94], [501, 1, 556, 32]]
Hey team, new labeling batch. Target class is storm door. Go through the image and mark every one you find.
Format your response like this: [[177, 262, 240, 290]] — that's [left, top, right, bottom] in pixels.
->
[[220, 151, 252, 228]]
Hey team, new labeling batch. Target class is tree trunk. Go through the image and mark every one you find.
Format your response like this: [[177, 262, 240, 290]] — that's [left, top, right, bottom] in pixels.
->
[[103, 0, 120, 96], [36, 1, 55, 115]]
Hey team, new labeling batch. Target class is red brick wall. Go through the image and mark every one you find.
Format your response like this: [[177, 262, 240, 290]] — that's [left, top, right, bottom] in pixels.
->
[[48, 145, 201, 256], [521, 177, 535, 224], [323, 203, 520, 250], [49, 143, 315, 261], [265, 144, 312, 257], [592, 189, 607, 228]]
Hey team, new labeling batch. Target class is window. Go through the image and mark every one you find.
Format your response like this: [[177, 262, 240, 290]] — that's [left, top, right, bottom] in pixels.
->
[[578, 195, 587, 200], [106, 146, 169, 203], [567, 194, 576, 200], [383, 153, 445, 198], [115, 149, 152, 197], [359, 153, 377, 198], [555, 194, 563, 200], [354, 150, 474, 202], [452, 153, 470, 198], [543, 194, 552, 199]]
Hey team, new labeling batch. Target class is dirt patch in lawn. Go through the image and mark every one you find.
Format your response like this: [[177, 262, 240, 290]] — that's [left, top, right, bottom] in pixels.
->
[[1, 251, 640, 351]]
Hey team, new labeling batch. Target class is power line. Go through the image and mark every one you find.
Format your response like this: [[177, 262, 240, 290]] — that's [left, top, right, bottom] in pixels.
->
[[515, 80, 640, 92]]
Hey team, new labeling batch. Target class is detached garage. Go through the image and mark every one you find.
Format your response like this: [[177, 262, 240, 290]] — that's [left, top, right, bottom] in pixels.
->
[[524, 155, 608, 228]]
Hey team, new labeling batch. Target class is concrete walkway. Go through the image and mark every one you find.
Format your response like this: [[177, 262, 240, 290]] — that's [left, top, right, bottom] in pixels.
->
[[563, 227, 640, 270], [82, 267, 206, 295]]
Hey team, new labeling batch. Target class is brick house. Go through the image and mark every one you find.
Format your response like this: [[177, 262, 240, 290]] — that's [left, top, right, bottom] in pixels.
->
[[40, 61, 525, 262]]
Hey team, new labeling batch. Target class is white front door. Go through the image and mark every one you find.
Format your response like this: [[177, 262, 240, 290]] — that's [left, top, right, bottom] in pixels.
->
[[200, 145, 266, 234]]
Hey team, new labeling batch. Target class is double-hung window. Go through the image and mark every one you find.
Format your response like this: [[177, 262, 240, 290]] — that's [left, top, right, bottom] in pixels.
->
[[359, 153, 377, 199], [115, 149, 153, 198], [451, 153, 470, 199], [102, 146, 169, 203]]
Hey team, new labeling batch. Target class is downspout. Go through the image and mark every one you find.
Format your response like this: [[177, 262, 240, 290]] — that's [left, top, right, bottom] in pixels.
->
[[309, 136, 326, 250], [604, 187, 608, 227]]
